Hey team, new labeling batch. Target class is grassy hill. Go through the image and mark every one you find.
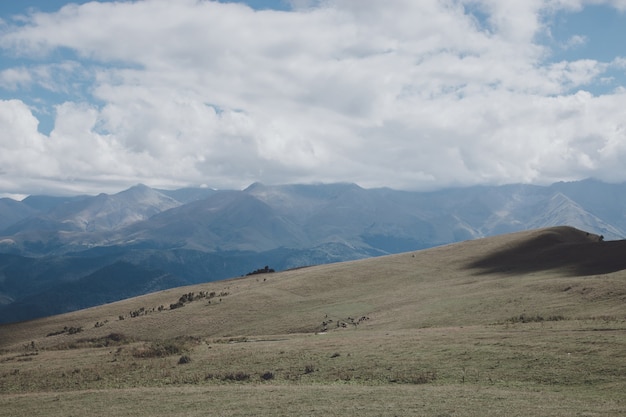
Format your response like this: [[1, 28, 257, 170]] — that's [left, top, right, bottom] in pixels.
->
[[1, 226, 625, 416]]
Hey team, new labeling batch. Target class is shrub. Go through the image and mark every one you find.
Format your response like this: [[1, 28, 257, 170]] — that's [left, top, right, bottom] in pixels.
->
[[260, 371, 275, 381], [178, 355, 192, 365], [304, 364, 315, 374], [507, 314, 566, 324], [222, 372, 250, 382], [46, 326, 83, 337], [246, 266, 275, 276]]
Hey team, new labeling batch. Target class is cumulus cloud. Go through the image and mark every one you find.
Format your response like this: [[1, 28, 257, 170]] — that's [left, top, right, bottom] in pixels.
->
[[0, 0, 626, 196]]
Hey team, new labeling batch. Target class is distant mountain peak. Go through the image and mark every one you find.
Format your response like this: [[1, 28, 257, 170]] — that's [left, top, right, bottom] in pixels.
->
[[244, 182, 266, 192], [118, 184, 155, 196], [128, 183, 151, 190]]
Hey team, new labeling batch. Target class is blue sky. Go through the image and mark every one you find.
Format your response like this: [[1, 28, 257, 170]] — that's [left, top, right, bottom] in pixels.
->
[[545, 5, 626, 93], [1, 0, 626, 197]]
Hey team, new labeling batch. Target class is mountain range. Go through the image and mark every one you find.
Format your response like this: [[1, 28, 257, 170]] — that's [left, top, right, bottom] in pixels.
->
[[1, 178, 625, 323]]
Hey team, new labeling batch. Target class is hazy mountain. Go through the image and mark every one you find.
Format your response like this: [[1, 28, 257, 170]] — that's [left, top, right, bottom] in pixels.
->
[[156, 186, 217, 204], [45, 184, 181, 232], [1, 179, 625, 324], [526, 192, 624, 238], [550, 178, 626, 232], [0, 185, 182, 252], [21, 195, 90, 213], [0, 198, 38, 231], [114, 190, 308, 252]]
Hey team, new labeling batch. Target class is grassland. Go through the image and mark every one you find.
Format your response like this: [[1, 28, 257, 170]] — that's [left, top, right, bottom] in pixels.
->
[[1, 226, 625, 416]]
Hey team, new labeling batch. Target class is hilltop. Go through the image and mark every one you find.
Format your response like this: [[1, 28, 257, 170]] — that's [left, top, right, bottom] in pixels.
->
[[1, 226, 625, 416]]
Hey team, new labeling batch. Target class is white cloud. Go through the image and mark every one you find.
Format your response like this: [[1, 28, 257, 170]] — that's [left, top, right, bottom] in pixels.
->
[[0, 67, 32, 90], [0, 0, 625, 195], [564, 34, 587, 48]]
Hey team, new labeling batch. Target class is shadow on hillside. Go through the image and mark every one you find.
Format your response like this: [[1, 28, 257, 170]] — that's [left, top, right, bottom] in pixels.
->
[[467, 231, 626, 277]]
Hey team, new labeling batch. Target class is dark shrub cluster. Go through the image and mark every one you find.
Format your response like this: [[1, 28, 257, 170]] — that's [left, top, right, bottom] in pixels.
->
[[246, 266, 275, 276], [205, 371, 253, 382], [130, 307, 147, 318], [507, 314, 566, 324], [46, 326, 83, 337], [170, 290, 224, 310]]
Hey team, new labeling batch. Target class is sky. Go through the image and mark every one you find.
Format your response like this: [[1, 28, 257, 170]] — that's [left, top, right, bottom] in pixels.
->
[[1, 0, 626, 197]]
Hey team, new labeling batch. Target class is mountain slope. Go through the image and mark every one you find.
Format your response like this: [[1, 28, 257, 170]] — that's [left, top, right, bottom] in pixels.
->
[[1, 226, 623, 346], [0, 198, 38, 231], [467, 225, 626, 275], [527, 192, 624, 238], [115, 190, 308, 252], [1, 226, 624, 417], [551, 178, 626, 231]]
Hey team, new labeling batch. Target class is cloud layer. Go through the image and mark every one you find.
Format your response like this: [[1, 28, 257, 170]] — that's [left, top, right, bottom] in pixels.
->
[[1, 0, 626, 195]]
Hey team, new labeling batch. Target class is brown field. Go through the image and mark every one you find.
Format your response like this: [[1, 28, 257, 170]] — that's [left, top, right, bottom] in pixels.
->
[[1, 226, 625, 416]]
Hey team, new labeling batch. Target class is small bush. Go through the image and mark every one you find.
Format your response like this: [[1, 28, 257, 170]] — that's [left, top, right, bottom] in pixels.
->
[[222, 372, 250, 382], [304, 364, 315, 374], [260, 371, 275, 381], [178, 355, 192, 365]]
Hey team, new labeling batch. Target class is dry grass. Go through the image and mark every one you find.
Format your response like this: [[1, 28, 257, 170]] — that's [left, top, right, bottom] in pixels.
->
[[1, 226, 625, 416]]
